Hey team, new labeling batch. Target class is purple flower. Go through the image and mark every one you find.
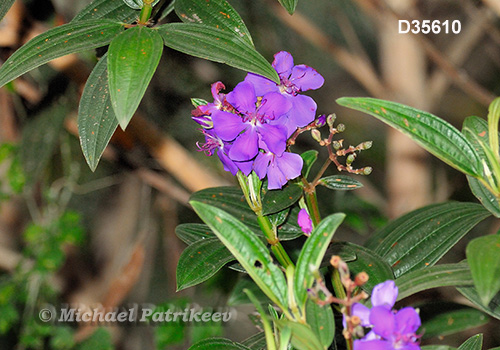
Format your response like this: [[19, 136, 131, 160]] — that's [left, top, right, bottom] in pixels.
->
[[197, 129, 252, 176], [211, 81, 291, 161], [253, 148, 303, 190], [350, 280, 421, 350], [297, 209, 313, 235], [245, 51, 324, 136]]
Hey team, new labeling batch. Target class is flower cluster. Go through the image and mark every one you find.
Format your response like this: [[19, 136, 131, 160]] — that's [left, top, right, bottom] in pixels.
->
[[351, 280, 421, 350], [192, 52, 324, 189]]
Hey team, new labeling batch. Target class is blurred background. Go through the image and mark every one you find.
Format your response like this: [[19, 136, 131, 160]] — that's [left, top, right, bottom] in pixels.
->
[[1, 0, 500, 348]]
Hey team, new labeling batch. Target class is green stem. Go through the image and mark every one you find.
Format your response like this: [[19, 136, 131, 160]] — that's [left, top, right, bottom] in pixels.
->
[[245, 289, 278, 350], [257, 214, 294, 269], [304, 189, 321, 226], [138, 1, 153, 25]]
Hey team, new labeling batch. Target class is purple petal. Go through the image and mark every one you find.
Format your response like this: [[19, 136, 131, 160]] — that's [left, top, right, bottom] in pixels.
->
[[226, 81, 257, 114], [244, 73, 278, 96], [352, 303, 371, 327], [395, 307, 421, 335], [235, 159, 253, 176], [212, 110, 246, 141], [272, 51, 294, 78], [369, 306, 395, 339], [266, 163, 287, 190], [288, 94, 317, 128], [253, 152, 272, 179], [290, 64, 324, 91], [259, 123, 287, 156], [217, 150, 239, 175], [354, 339, 393, 350], [228, 127, 259, 161], [371, 280, 398, 308], [297, 209, 313, 234], [258, 92, 292, 120], [275, 152, 303, 181]]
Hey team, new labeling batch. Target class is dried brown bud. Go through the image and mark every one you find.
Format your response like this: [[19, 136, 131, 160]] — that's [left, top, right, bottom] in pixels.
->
[[330, 255, 341, 268], [350, 315, 361, 327], [354, 272, 369, 286]]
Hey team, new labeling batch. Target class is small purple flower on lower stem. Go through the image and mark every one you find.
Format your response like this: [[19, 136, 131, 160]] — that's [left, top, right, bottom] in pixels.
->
[[350, 280, 422, 350], [297, 209, 313, 235]]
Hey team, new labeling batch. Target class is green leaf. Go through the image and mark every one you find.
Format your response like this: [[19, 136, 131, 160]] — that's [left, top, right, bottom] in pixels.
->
[[122, 0, 161, 10], [457, 334, 483, 350], [20, 102, 67, 184], [330, 242, 394, 293], [300, 150, 318, 179], [463, 117, 500, 187], [422, 346, 456, 350], [190, 201, 288, 309], [188, 338, 251, 350], [78, 54, 119, 171], [276, 320, 324, 350], [175, 223, 214, 245], [262, 183, 303, 216], [158, 23, 279, 83], [176, 237, 234, 290], [364, 202, 490, 278], [190, 187, 302, 241], [72, 0, 138, 23], [0, 0, 15, 22], [336, 97, 482, 177], [175, 0, 253, 46], [277, 0, 299, 15], [457, 286, 500, 321], [108, 26, 163, 129], [396, 262, 473, 301], [466, 234, 500, 306], [468, 175, 500, 217], [319, 175, 363, 191], [421, 306, 488, 340], [463, 116, 500, 217], [294, 213, 345, 308], [228, 278, 269, 306], [0, 20, 124, 88], [305, 300, 335, 349], [241, 332, 266, 350]]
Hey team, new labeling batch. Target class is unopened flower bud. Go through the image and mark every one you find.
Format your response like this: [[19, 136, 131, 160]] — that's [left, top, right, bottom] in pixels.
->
[[354, 271, 369, 286], [337, 123, 345, 132], [362, 167, 373, 175], [346, 154, 356, 165], [360, 141, 373, 150], [332, 140, 342, 150], [311, 129, 322, 143], [316, 114, 327, 127], [327, 113, 336, 127]]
